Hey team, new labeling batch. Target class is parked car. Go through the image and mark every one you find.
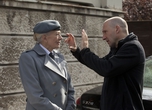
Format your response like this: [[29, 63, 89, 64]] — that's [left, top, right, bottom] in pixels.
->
[[76, 56, 152, 110]]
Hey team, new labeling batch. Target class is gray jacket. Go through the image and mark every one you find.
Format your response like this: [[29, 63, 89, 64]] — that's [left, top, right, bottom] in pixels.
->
[[19, 44, 76, 110]]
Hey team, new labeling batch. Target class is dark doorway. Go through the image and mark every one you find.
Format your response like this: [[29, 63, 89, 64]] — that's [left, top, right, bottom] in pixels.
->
[[127, 21, 152, 57]]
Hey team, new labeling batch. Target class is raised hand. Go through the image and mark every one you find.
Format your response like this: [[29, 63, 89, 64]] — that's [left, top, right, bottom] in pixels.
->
[[65, 33, 77, 51], [81, 29, 89, 49]]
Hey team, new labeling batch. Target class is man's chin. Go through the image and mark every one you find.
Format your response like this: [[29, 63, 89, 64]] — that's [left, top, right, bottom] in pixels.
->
[[55, 47, 60, 49]]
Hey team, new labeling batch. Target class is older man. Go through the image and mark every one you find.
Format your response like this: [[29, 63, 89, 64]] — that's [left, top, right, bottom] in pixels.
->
[[19, 20, 76, 110], [65, 17, 145, 110]]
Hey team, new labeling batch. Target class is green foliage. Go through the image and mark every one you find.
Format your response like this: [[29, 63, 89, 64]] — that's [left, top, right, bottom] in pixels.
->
[[144, 56, 152, 88]]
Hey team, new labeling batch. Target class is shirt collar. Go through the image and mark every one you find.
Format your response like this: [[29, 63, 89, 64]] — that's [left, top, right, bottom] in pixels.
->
[[39, 44, 52, 55]]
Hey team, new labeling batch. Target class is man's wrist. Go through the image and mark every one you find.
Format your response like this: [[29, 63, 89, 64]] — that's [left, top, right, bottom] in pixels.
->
[[70, 47, 77, 52], [71, 47, 79, 53]]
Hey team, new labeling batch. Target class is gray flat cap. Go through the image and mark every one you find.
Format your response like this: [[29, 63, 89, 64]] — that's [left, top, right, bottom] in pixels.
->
[[33, 20, 61, 33]]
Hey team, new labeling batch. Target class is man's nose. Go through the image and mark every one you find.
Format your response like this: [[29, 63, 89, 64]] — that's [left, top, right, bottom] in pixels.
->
[[59, 35, 63, 39], [102, 35, 106, 40]]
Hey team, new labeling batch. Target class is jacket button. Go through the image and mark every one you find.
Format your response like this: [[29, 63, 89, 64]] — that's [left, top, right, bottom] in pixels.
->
[[54, 94, 57, 97], [52, 82, 56, 85], [63, 80, 66, 83], [65, 92, 67, 95]]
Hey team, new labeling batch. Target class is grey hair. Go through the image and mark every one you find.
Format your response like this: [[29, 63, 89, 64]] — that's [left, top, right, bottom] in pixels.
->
[[33, 33, 44, 43]]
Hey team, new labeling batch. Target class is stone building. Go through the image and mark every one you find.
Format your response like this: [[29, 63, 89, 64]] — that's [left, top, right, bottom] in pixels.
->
[[0, 0, 124, 109]]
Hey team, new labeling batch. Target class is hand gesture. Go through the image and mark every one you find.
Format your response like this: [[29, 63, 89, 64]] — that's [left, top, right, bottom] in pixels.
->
[[81, 29, 89, 49], [65, 33, 77, 51]]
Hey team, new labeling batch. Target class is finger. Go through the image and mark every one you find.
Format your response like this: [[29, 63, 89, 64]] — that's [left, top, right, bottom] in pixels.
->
[[69, 46, 74, 49], [82, 29, 86, 38], [82, 29, 87, 37], [66, 33, 70, 36], [64, 35, 69, 42], [68, 33, 74, 38], [65, 33, 71, 43], [64, 38, 68, 43]]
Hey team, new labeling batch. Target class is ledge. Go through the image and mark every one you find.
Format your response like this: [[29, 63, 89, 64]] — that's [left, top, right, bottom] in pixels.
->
[[0, 0, 125, 17]]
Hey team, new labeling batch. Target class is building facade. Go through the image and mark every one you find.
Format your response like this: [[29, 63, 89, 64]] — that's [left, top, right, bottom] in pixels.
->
[[0, 0, 124, 109]]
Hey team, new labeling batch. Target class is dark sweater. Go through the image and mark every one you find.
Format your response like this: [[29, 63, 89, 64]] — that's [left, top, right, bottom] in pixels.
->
[[72, 33, 145, 110]]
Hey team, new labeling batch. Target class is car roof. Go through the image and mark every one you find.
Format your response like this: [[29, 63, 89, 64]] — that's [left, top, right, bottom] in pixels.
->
[[142, 87, 152, 100]]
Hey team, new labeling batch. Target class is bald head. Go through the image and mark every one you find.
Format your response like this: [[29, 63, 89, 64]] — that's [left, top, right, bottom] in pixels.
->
[[104, 17, 129, 34], [102, 17, 129, 48]]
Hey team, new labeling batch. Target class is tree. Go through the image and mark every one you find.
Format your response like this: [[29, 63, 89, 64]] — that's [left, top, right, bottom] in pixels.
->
[[123, 0, 152, 21]]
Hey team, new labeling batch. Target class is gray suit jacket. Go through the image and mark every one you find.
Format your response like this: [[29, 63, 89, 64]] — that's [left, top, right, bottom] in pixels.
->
[[19, 44, 76, 110]]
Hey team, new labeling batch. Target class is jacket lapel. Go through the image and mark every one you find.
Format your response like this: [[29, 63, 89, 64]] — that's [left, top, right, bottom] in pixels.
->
[[44, 56, 65, 78], [55, 56, 68, 78], [33, 44, 67, 79]]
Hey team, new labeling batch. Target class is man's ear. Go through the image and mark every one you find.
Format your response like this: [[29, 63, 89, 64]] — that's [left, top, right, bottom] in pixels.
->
[[42, 34, 47, 41], [115, 25, 120, 33]]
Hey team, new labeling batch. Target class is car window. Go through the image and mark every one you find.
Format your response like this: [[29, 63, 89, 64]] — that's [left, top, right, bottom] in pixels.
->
[[144, 55, 152, 88]]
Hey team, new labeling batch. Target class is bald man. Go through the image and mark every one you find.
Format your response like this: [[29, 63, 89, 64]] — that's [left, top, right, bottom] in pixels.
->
[[65, 17, 145, 110]]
